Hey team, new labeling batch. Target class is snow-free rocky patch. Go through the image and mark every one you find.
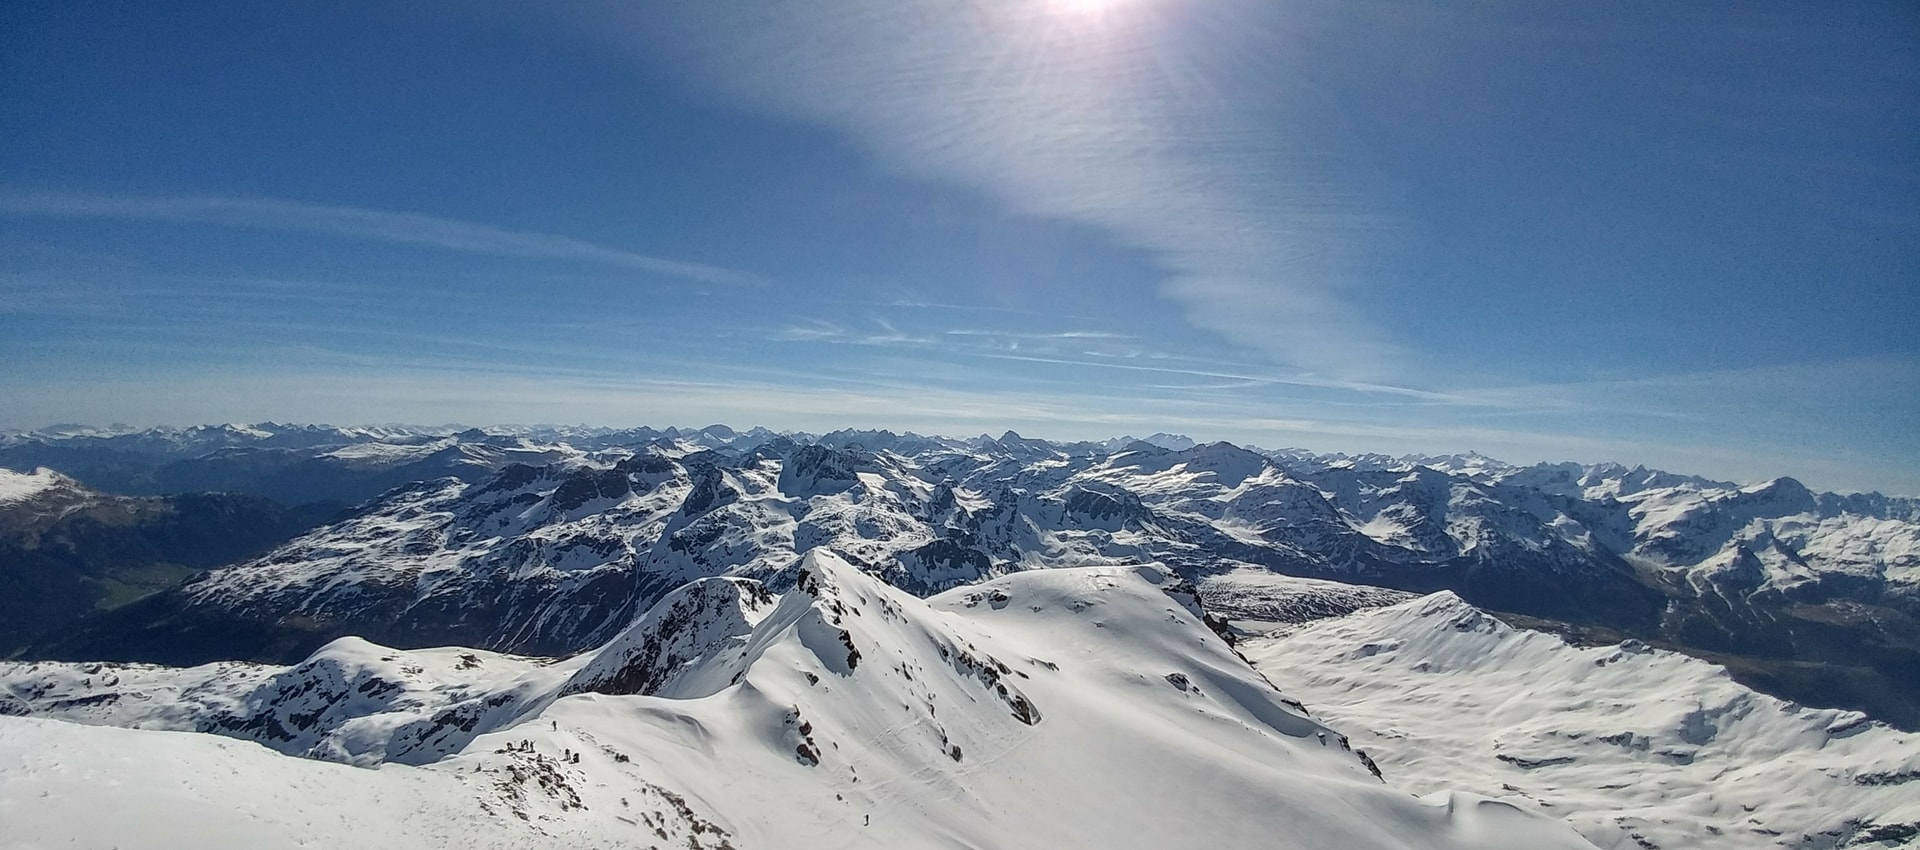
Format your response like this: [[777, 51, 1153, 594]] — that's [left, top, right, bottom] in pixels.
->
[[2, 550, 1596, 849]]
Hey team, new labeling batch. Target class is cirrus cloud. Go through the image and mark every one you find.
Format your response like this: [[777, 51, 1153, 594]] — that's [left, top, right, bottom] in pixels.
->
[[0, 191, 766, 286]]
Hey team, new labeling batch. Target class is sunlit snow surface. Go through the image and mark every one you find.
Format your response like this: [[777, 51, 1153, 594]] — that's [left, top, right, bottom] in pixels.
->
[[1195, 562, 1416, 633], [0, 467, 64, 504], [0, 553, 1596, 849], [1242, 593, 1920, 849]]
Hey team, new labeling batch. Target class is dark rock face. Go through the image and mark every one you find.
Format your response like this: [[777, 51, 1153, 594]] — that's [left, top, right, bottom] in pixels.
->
[[777, 444, 861, 497], [548, 467, 637, 514]]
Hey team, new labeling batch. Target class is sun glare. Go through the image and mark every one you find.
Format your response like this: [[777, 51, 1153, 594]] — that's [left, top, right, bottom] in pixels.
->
[[1050, 0, 1128, 17]]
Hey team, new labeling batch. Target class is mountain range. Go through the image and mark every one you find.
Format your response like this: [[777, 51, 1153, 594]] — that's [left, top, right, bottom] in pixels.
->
[[6, 422, 1914, 729], [4, 422, 1919, 847]]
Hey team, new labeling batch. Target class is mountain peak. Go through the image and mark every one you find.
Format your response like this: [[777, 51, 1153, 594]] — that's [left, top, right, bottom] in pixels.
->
[[563, 576, 777, 700], [0, 467, 77, 504], [778, 444, 861, 497]]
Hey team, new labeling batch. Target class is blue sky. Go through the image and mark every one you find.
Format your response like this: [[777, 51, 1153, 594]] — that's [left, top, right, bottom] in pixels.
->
[[2, 0, 1916, 492]]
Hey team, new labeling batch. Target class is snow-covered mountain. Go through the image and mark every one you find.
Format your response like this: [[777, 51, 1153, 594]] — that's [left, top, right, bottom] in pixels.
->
[[0, 552, 1598, 849], [9, 423, 1919, 847], [10, 424, 1919, 729], [1238, 585, 1920, 849]]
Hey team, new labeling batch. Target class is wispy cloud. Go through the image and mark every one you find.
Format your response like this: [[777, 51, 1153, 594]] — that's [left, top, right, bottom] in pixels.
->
[[575, 1, 1399, 376], [1467, 356, 1920, 434], [768, 312, 1502, 405], [772, 319, 933, 347], [942, 329, 1135, 341], [0, 191, 766, 286], [880, 299, 1096, 321]]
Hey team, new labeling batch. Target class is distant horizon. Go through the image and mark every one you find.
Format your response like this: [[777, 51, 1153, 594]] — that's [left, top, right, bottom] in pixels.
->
[[5, 417, 1910, 497]]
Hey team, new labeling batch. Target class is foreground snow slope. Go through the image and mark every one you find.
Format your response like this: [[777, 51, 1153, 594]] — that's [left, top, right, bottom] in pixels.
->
[[0, 718, 544, 850], [0, 552, 1597, 849], [1241, 593, 1920, 849]]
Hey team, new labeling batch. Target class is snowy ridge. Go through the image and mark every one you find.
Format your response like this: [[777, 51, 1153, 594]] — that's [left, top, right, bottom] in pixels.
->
[[560, 576, 778, 699], [1195, 562, 1417, 633], [0, 467, 68, 504], [0, 640, 566, 767], [1241, 593, 1920, 849], [0, 551, 1599, 849]]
